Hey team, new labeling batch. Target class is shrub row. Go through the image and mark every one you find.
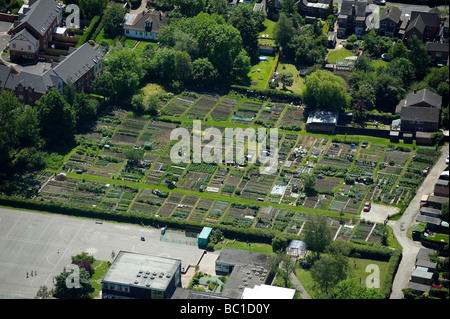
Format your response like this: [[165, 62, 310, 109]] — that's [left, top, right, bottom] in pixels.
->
[[0, 195, 284, 244], [76, 15, 101, 48], [230, 85, 302, 104]]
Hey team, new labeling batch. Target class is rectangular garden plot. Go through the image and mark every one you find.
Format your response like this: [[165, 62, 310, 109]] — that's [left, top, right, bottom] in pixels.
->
[[278, 106, 303, 130], [205, 200, 230, 224], [38, 176, 77, 203], [221, 202, 260, 228], [255, 102, 285, 128], [67, 182, 106, 208], [231, 100, 262, 124], [186, 94, 220, 120], [160, 96, 198, 117], [188, 198, 214, 224], [210, 96, 239, 122]]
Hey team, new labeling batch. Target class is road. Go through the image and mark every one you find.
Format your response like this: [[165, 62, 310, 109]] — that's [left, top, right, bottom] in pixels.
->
[[388, 145, 449, 299]]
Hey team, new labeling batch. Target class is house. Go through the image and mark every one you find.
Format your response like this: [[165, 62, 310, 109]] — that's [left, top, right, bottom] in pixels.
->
[[101, 251, 182, 299], [123, 9, 167, 41], [0, 43, 102, 105], [426, 42, 449, 65], [0, 63, 63, 106], [404, 8, 441, 42], [400, 106, 440, 133], [337, 0, 368, 38], [298, 0, 333, 20], [396, 89, 442, 133], [377, 5, 402, 38], [9, 0, 63, 61], [51, 43, 104, 93]]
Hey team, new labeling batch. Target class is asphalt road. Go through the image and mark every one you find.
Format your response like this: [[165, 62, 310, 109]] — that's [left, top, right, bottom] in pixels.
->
[[388, 145, 449, 299], [0, 208, 204, 299]]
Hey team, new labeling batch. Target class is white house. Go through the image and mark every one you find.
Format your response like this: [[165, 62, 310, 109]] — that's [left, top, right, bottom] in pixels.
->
[[123, 9, 167, 41]]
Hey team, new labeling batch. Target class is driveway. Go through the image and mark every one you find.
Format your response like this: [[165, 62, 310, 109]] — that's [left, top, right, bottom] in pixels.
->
[[388, 145, 449, 299], [362, 203, 400, 224]]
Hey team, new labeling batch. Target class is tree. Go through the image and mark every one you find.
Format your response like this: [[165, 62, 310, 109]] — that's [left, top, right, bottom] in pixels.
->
[[192, 58, 218, 84], [355, 54, 374, 73], [278, 253, 295, 288], [92, 72, 115, 100], [228, 4, 260, 63], [311, 241, 349, 294], [35, 88, 76, 148], [72, 93, 98, 130], [352, 100, 367, 127], [79, 0, 107, 19], [300, 173, 316, 191], [150, 48, 177, 81], [105, 47, 144, 98], [374, 73, 405, 112], [385, 57, 415, 87], [279, 72, 294, 90], [272, 234, 288, 253], [303, 70, 350, 112], [407, 36, 430, 80], [103, 3, 127, 35], [0, 91, 40, 175], [302, 213, 332, 259], [387, 41, 409, 60], [273, 13, 295, 48], [179, 0, 206, 17], [327, 279, 385, 299], [54, 267, 94, 299], [175, 50, 193, 82], [35, 286, 52, 299]]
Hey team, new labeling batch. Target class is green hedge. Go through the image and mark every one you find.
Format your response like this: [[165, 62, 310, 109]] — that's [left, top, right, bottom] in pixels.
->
[[76, 15, 101, 48], [347, 241, 402, 298], [0, 195, 283, 244], [230, 85, 302, 103]]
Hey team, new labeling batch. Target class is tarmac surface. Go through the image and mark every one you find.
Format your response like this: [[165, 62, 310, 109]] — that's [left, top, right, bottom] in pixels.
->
[[0, 207, 204, 299]]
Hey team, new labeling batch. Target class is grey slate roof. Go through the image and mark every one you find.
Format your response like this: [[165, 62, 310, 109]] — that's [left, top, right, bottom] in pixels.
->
[[14, 0, 62, 36], [410, 10, 440, 30], [52, 43, 102, 84], [426, 42, 449, 53], [123, 9, 167, 34], [380, 5, 401, 23], [4, 68, 59, 94], [11, 27, 39, 43], [407, 14, 425, 33], [339, 0, 368, 17], [401, 106, 440, 123], [405, 89, 442, 109]]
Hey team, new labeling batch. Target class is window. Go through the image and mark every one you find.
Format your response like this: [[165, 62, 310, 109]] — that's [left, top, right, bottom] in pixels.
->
[[28, 45, 32, 50], [12, 43, 16, 48], [417, 121, 423, 125], [416, 127, 423, 132], [409, 120, 415, 124]]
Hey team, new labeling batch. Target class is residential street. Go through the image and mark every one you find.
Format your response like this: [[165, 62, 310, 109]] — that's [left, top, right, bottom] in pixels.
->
[[388, 145, 449, 299]]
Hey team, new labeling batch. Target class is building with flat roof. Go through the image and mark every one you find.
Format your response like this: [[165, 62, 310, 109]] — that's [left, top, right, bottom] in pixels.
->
[[101, 251, 181, 299]]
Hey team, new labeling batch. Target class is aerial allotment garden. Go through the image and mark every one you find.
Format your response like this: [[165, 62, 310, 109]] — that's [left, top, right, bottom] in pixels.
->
[[25, 90, 441, 244]]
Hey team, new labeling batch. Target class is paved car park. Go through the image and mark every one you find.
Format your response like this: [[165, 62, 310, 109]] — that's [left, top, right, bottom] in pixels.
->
[[0, 207, 204, 299]]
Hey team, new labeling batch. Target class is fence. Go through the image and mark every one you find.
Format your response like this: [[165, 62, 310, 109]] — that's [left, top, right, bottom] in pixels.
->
[[160, 229, 198, 246]]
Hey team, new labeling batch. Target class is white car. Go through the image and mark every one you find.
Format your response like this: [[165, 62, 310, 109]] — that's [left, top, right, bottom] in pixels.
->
[[373, 0, 386, 5], [446, 156, 449, 165]]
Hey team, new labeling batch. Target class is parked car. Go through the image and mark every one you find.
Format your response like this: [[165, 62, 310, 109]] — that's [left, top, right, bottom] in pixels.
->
[[363, 201, 371, 212], [446, 156, 449, 165], [381, 53, 390, 61], [373, 0, 386, 5]]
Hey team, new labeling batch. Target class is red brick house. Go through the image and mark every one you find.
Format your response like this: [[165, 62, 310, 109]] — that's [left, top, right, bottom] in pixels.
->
[[404, 8, 441, 42], [0, 43, 103, 105], [9, 0, 63, 61]]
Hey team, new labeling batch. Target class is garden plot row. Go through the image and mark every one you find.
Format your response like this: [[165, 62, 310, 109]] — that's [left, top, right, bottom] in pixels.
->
[[186, 94, 221, 120], [231, 100, 263, 124], [210, 96, 240, 122], [160, 94, 199, 117]]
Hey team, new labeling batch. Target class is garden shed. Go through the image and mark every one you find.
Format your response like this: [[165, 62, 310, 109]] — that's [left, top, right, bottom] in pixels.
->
[[198, 227, 212, 248]]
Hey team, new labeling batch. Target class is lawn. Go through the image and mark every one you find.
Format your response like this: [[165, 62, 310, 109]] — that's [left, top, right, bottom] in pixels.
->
[[372, 59, 387, 69], [91, 260, 111, 298], [259, 19, 276, 38], [247, 56, 276, 89], [214, 238, 275, 255], [276, 61, 306, 95], [326, 49, 354, 63], [295, 255, 390, 298]]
